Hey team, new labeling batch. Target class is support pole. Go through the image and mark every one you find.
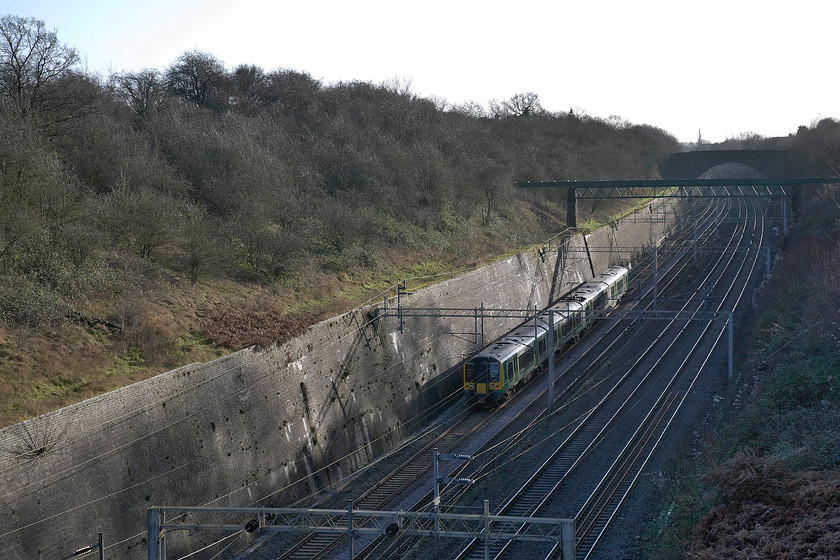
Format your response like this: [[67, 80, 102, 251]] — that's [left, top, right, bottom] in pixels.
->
[[481, 303, 485, 347], [653, 246, 658, 309], [566, 186, 577, 228], [728, 312, 734, 381], [397, 283, 403, 334], [148, 509, 161, 560], [484, 500, 490, 560], [561, 520, 576, 560], [547, 309, 555, 412], [474, 308, 479, 350], [783, 199, 788, 235], [347, 501, 354, 558], [766, 247, 771, 278], [433, 449, 440, 538], [98, 533, 104, 560]]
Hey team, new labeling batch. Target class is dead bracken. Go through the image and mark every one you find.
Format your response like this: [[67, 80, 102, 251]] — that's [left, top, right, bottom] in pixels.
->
[[201, 306, 317, 350], [691, 462, 840, 559]]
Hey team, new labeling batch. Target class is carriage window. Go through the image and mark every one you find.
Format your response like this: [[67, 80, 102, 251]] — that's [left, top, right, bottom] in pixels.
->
[[520, 349, 533, 371]]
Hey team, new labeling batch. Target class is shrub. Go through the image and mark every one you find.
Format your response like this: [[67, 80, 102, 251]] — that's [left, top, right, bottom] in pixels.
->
[[0, 274, 69, 327]]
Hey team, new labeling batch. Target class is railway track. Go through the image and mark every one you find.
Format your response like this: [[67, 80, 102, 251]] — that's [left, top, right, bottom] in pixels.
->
[[294, 203, 730, 560], [565, 198, 768, 560], [244, 195, 775, 560], [272, 406, 492, 560], [445, 198, 769, 560]]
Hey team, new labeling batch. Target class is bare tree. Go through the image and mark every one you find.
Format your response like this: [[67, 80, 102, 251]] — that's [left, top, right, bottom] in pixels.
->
[[451, 100, 487, 118], [179, 201, 216, 285], [113, 69, 167, 117], [490, 92, 543, 118], [232, 64, 263, 97], [165, 50, 228, 109], [0, 15, 79, 115], [99, 184, 179, 259]]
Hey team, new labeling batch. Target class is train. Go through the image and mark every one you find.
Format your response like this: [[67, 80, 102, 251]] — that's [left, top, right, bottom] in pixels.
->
[[463, 266, 629, 407]]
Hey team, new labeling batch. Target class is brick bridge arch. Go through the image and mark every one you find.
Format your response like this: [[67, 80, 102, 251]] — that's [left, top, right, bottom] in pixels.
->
[[661, 150, 798, 179]]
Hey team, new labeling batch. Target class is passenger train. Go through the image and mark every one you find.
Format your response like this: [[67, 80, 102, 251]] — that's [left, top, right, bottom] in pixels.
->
[[463, 266, 629, 407]]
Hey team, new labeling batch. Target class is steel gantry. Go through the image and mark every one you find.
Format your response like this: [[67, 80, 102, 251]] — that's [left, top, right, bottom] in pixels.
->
[[376, 302, 736, 381], [513, 177, 833, 198], [146, 504, 575, 560], [516, 177, 839, 227]]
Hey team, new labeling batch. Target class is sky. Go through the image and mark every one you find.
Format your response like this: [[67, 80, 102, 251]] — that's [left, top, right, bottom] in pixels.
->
[[3, 0, 839, 143]]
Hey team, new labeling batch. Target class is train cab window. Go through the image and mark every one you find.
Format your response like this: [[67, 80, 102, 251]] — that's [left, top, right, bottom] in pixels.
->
[[466, 358, 491, 382], [489, 360, 500, 382]]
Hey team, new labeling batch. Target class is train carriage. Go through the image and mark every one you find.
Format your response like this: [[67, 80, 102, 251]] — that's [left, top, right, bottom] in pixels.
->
[[464, 266, 629, 406]]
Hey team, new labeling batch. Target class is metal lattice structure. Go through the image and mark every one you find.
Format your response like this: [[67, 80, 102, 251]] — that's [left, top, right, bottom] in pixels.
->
[[146, 504, 575, 560], [516, 176, 839, 226], [515, 177, 832, 199]]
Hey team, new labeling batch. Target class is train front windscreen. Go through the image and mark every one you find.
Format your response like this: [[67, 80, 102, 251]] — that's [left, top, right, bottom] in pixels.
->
[[465, 357, 500, 394]]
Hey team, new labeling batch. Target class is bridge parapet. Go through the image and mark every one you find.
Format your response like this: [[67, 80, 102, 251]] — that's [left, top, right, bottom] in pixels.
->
[[661, 149, 797, 180]]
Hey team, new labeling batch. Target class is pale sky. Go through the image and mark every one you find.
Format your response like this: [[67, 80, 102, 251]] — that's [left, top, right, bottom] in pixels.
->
[[3, 0, 839, 143]]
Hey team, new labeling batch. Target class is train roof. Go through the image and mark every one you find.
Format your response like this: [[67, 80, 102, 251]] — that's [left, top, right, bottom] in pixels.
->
[[548, 299, 583, 316], [566, 266, 627, 303], [597, 266, 628, 283], [471, 266, 627, 363], [475, 337, 532, 362]]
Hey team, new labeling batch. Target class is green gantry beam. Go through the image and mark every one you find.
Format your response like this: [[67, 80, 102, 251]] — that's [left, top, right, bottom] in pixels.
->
[[516, 177, 838, 199]]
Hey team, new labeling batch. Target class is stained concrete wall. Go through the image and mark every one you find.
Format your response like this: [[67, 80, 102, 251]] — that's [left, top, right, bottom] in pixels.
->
[[0, 201, 675, 559]]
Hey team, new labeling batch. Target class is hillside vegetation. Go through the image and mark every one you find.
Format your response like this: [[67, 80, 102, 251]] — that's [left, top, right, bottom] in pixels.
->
[[0, 15, 683, 425]]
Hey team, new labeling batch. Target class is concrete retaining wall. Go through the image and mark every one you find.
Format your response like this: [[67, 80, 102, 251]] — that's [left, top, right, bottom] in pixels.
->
[[0, 201, 674, 559]]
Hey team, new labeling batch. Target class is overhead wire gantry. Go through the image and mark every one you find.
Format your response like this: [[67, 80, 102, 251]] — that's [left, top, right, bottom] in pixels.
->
[[515, 177, 838, 227]]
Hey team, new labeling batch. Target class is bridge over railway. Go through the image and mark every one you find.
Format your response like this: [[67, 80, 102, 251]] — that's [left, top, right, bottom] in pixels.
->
[[517, 149, 840, 227], [660, 149, 797, 179]]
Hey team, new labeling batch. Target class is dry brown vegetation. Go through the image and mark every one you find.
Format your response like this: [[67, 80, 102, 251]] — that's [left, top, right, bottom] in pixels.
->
[[201, 304, 317, 350], [691, 451, 840, 559]]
